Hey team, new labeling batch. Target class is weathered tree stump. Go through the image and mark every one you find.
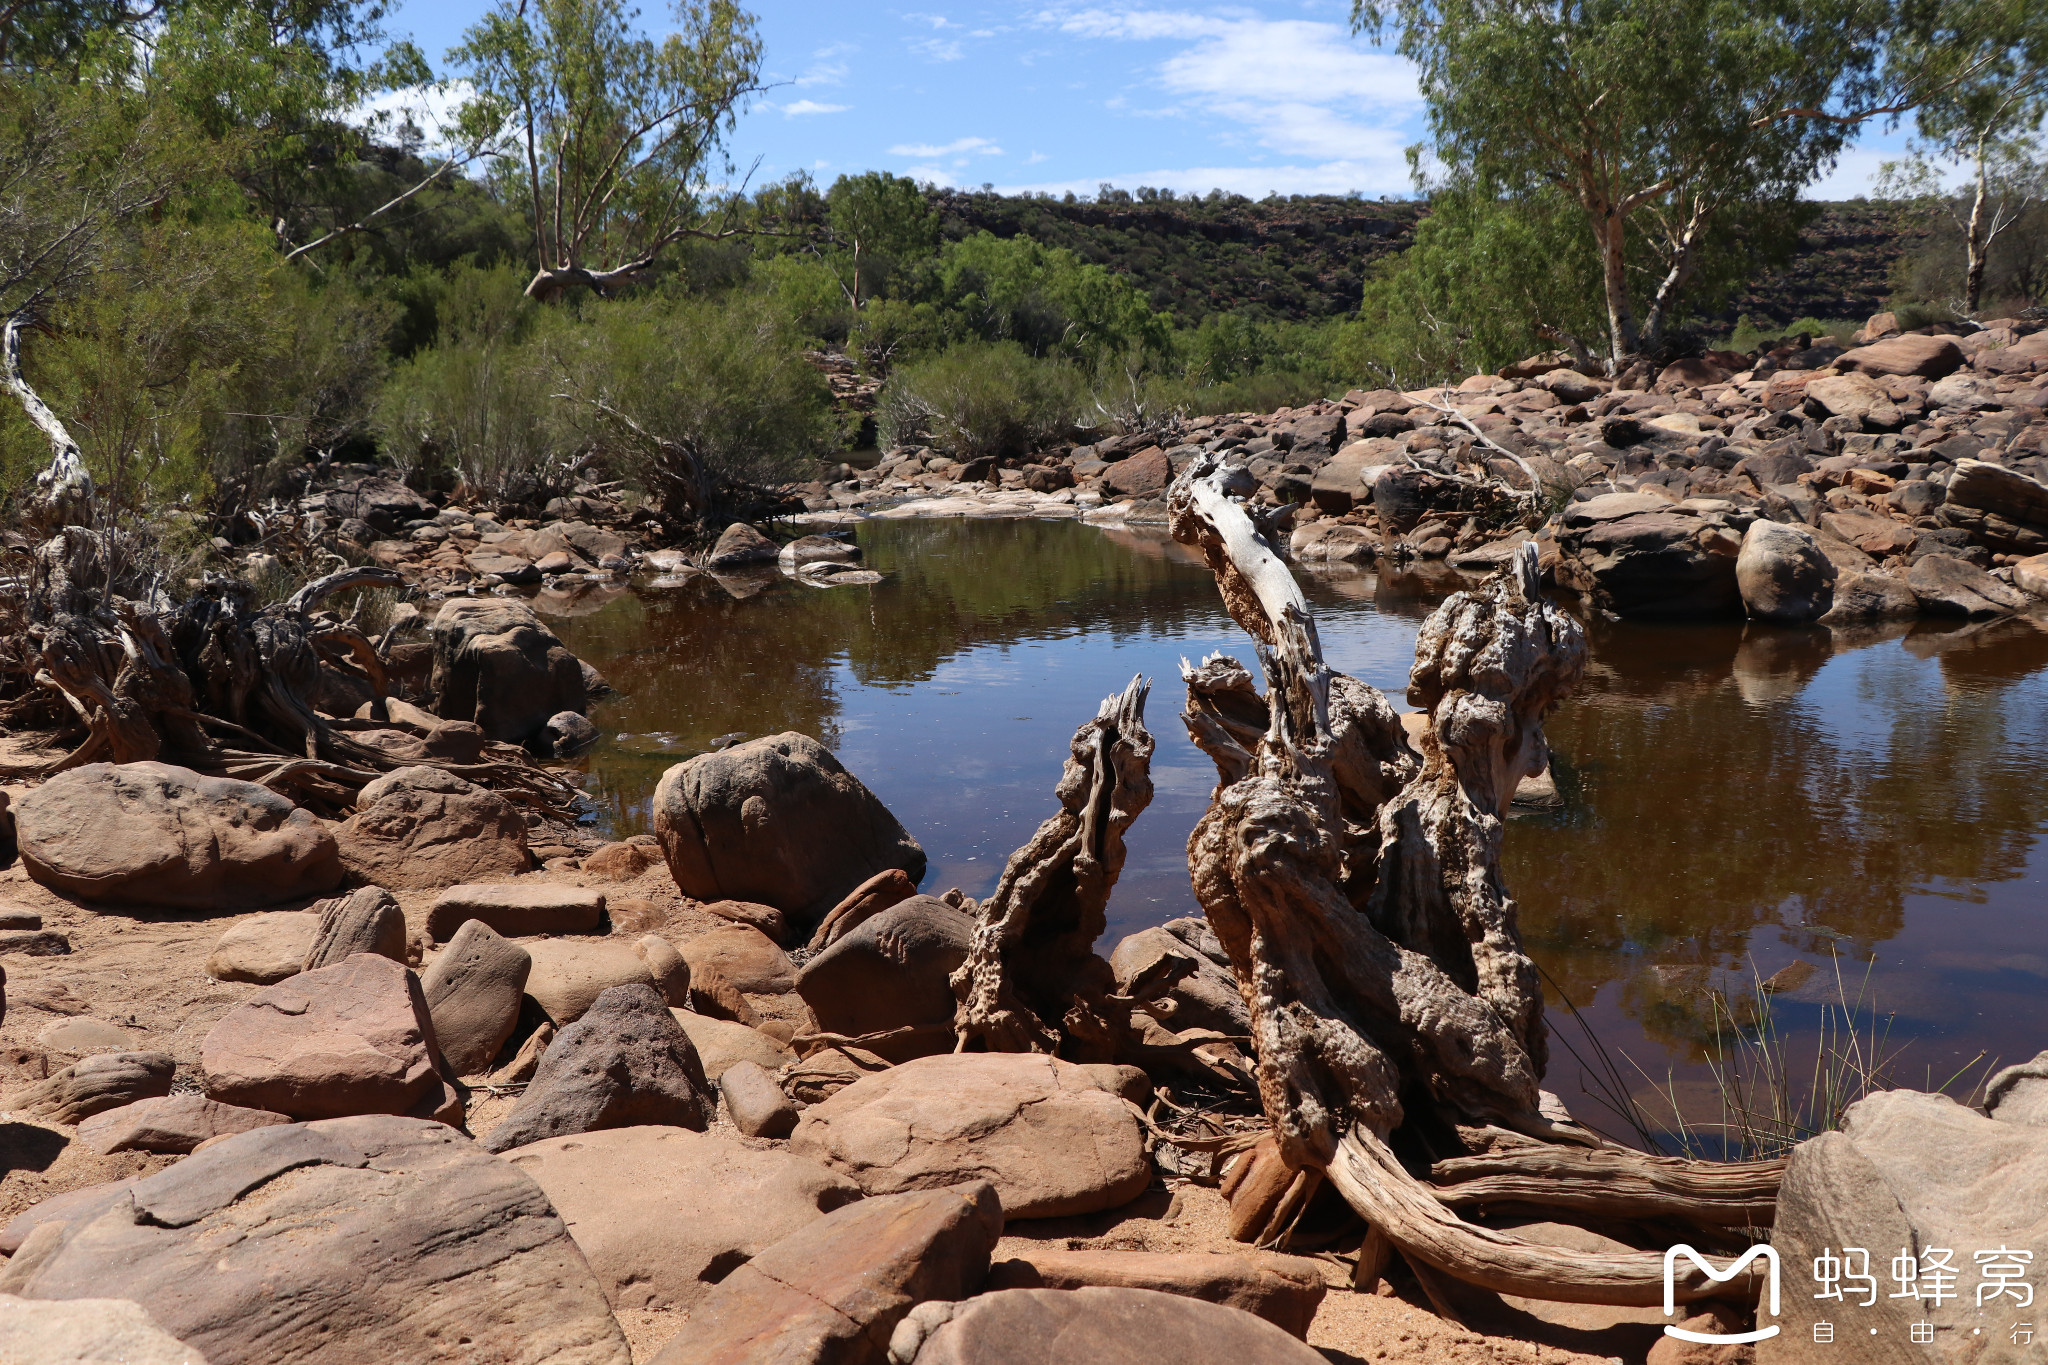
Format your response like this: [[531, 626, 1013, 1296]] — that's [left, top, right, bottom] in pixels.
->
[[950, 675, 1155, 1059], [1167, 451, 1779, 1307]]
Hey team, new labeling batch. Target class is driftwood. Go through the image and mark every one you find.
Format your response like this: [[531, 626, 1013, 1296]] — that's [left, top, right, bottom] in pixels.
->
[[1, 529, 582, 818], [1168, 450, 1777, 1308], [950, 675, 1155, 1058]]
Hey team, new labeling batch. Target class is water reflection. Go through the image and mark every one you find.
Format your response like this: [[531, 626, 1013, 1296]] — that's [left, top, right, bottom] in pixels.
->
[[545, 518, 2048, 1143]]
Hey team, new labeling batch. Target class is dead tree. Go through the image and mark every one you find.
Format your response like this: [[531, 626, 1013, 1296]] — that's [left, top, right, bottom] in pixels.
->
[[1168, 451, 1781, 1308], [2, 532, 581, 818], [950, 675, 1155, 1059]]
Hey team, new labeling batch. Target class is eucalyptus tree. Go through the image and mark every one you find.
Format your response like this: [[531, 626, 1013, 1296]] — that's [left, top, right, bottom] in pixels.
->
[[1355, 0, 1994, 369], [451, 0, 768, 302], [1878, 0, 2048, 312]]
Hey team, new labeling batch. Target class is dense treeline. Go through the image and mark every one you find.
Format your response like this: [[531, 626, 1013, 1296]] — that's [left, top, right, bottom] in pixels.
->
[[1, 0, 2042, 536]]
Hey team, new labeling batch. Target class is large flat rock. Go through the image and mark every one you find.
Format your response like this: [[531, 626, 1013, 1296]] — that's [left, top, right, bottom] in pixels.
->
[[652, 1182, 1002, 1365], [789, 1052, 1150, 1219], [3, 1116, 631, 1365], [500, 1125, 860, 1311]]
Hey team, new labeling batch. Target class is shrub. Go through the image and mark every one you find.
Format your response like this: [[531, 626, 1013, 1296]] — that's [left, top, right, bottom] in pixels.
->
[[549, 291, 837, 520], [879, 340, 1088, 459]]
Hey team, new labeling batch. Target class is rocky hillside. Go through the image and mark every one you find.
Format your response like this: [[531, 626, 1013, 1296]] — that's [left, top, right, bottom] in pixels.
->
[[934, 190, 1926, 329], [931, 189, 1426, 323]]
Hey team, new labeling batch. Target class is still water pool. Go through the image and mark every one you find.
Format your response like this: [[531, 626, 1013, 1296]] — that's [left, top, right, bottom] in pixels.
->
[[545, 516, 2048, 1147]]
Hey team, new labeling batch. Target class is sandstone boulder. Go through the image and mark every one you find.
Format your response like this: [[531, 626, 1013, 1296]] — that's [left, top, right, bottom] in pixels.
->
[[324, 475, 433, 534], [4, 1052, 173, 1124], [15, 763, 341, 910], [1288, 521, 1377, 563], [76, 1094, 291, 1155], [1835, 334, 1966, 380], [651, 1182, 1003, 1365], [790, 1052, 1150, 1219], [672, 1009, 795, 1081], [1555, 496, 1743, 618], [336, 767, 529, 890], [1100, 446, 1170, 499], [808, 867, 920, 951], [479, 983, 713, 1152], [1907, 553, 2028, 617], [0, 1294, 208, 1365], [890, 1286, 1329, 1365], [204, 913, 320, 985], [797, 896, 973, 1060], [200, 954, 460, 1123], [430, 598, 588, 746], [2015, 553, 2048, 599], [418, 919, 531, 1075], [1108, 918, 1251, 1037], [426, 881, 604, 941], [681, 921, 797, 994], [501, 1125, 860, 1310], [1820, 569, 1921, 623], [1761, 1089, 2048, 1362], [301, 886, 408, 972], [1736, 519, 1837, 624], [4, 1115, 631, 1365], [654, 732, 926, 930], [581, 837, 663, 881], [706, 522, 779, 569], [1802, 372, 1888, 423], [981, 1249, 1326, 1339], [524, 938, 660, 1025], [721, 1059, 799, 1138], [1945, 457, 2048, 529]]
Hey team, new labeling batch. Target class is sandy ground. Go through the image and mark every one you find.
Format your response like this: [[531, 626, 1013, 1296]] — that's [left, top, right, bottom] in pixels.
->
[[0, 770, 1653, 1364]]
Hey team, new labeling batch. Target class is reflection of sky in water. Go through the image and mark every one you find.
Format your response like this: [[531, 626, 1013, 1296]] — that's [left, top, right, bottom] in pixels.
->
[[550, 518, 2048, 1147]]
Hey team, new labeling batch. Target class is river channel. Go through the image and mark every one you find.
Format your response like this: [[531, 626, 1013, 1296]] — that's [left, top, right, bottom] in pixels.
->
[[543, 516, 2048, 1152]]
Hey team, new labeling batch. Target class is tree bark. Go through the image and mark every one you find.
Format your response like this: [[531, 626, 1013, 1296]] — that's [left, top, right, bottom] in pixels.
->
[[1167, 451, 1777, 1307], [2, 314, 93, 521]]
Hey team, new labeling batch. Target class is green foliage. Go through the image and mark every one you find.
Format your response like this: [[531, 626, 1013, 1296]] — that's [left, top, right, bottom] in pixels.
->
[[550, 291, 837, 513], [372, 263, 562, 504], [1355, 0, 1916, 362], [926, 232, 1172, 367], [928, 188, 1426, 324], [452, 0, 766, 296], [879, 341, 1090, 460], [826, 171, 939, 305]]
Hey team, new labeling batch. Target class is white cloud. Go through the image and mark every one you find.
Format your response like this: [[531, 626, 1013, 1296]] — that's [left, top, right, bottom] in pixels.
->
[[777, 99, 850, 117], [351, 81, 479, 158], [889, 136, 1005, 158], [912, 37, 965, 61], [1040, 8, 1420, 162], [905, 12, 960, 28], [1026, 150, 1050, 164]]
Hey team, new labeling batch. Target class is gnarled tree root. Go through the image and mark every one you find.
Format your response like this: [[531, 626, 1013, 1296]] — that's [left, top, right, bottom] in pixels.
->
[[1166, 450, 1778, 1308]]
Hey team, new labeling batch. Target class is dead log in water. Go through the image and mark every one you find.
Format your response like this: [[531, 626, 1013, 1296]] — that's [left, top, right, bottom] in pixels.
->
[[1166, 449, 1779, 1308]]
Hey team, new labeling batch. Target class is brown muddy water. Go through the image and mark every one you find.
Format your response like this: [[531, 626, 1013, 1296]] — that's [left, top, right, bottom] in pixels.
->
[[542, 517, 2048, 1153]]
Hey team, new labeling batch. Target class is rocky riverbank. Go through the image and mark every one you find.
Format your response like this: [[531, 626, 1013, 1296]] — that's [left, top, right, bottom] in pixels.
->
[[794, 312, 2048, 624]]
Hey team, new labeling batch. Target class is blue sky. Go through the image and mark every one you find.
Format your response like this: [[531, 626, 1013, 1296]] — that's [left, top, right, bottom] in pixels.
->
[[383, 0, 1912, 200]]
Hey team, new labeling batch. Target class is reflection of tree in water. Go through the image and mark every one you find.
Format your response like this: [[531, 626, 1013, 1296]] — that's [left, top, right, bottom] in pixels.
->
[[1510, 614, 2048, 1062], [548, 519, 1227, 833]]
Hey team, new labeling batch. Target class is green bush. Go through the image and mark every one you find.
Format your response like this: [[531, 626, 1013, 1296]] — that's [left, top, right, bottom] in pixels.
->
[[879, 341, 1089, 459], [550, 291, 838, 517]]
